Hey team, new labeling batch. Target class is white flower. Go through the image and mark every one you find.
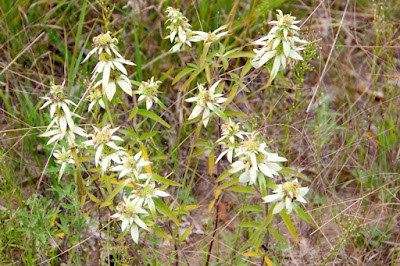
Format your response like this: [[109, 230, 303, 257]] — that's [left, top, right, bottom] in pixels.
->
[[110, 151, 151, 180], [83, 125, 126, 169], [94, 70, 132, 101], [129, 179, 170, 215], [191, 25, 229, 43], [134, 77, 162, 110], [230, 133, 287, 185], [40, 82, 81, 133], [185, 81, 227, 127], [82, 32, 122, 63], [263, 179, 309, 214], [251, 10, 308, 81], [165, 7, 201, 52], [53, 147, 75, 181], [87, 82, 105, 112], [92, 54, 135, 91], [111, 196, 149, 243], [215, 141, 237, 164], [217, 119, 246, 143], [40, 124, 87, 145]]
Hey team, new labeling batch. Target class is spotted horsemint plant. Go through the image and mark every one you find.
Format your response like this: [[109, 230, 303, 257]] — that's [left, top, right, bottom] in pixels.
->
[[185, 80, 227, 127], [53, 147, 74, 181], [251, 10, 308, 81], [110, 151, 151, 180], [133, 77, 163, 110], [229, 133, 287, 185], [83, 125, 126, 171], [111, 196, 149, 243], [129, 178, 170, 215], [263, 179, 309, 214], [165, 7, 201, 52]]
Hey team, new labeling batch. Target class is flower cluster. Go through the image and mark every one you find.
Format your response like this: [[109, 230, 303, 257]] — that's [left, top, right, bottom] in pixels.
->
[[263, 179, 309, 214], [82, 31, 135, 101], [165, 7, 200, 52], [40, 82, 86, 145], [185, 80, 227, 127], [133, 77, 162, 110], [251, 10, 308, 81], [229, 133, 287, 185]]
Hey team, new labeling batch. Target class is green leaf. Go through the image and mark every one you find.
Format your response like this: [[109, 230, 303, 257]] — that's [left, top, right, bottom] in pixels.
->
[[226, 52, 255, 59], [172, 67, 195, 85], [239, 222, 261, 227], [180, 224, 194, 242], [179, 67, 204, 92], [280, 210, 300, 242], [153, 198, 179, 225], [240, 206, 265, 212], [214, 108, 229, 122], [139, 131, 160, 140], [217, 177, 239, 190], [200, 42, 211, 67], [103, 182, 126, 206], [227, 186, 256, 194], [279, 167, 308, 179], [267, 226, 286, 243], [137, 109, 171, 128], [293, 204, 312, 224], [242, 252, 262, 256], [150, 174, 182, 187], [241, 59, 253, 78], [153, 225, 171, 240], [128, 106, 138, 121], [87, 193, 101, 204], [209, 150, 215, 176], [215, 169, 231, 182]]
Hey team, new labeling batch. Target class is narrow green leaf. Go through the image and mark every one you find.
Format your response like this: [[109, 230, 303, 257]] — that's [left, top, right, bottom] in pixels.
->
[[239, 222, 261, 227], [214, 108, 229, 122], [217, 177, 239, 190], [215, 169, 231, 182], [293, 204, 312, 224], [209, 150, 215, 176], [179, 67, 204, 92], [153, 198, 179, 225], [240, 59, 253, 78], [104, 182, 126, 204], [128, 106, 138, 121], [150, 174, 182, 187], [139, 131, 160, 140], [267, 226, 286, 243], [280, 210, 300, 242], [240, 206, 265, 212], [153, 225, 171, 240], [226, 51, 255, 59], [180, 224, 194, 242], [279, 167, 308, 179], [172, 67, 195, 85], [227, 186, 256, 194], [137, 109, 171, 128], [87, 192, 101, 204]]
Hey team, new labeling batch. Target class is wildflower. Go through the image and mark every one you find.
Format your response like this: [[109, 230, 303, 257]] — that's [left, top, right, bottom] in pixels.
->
[[110, 151, 151, 180], [185, 80, 227, 127], [230, 133, 287, 185], [217, 119, 246, 143], [87, 82, 105, 112], [40, 125, 87, 145], [251, 10, 308, 81], [263, 179, 309, 214], [93, 69, 132, 101], [82, 32, 122, 63], [111, 196, 149, 243], [53, 147, 74, 181], [83, 125, 125, 169], [92, 53, 135, 92], [40, 82, 82, 132], [134, 77, 162, 110], [129, 179, 170, 215], [215, 141, 237, 163], [191, 25, 229, 44], [165, 7, 201, 52]]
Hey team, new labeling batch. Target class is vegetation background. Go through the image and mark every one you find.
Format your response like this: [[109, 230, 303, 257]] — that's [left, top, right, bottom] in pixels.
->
[[1, 0, 400, 265]]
